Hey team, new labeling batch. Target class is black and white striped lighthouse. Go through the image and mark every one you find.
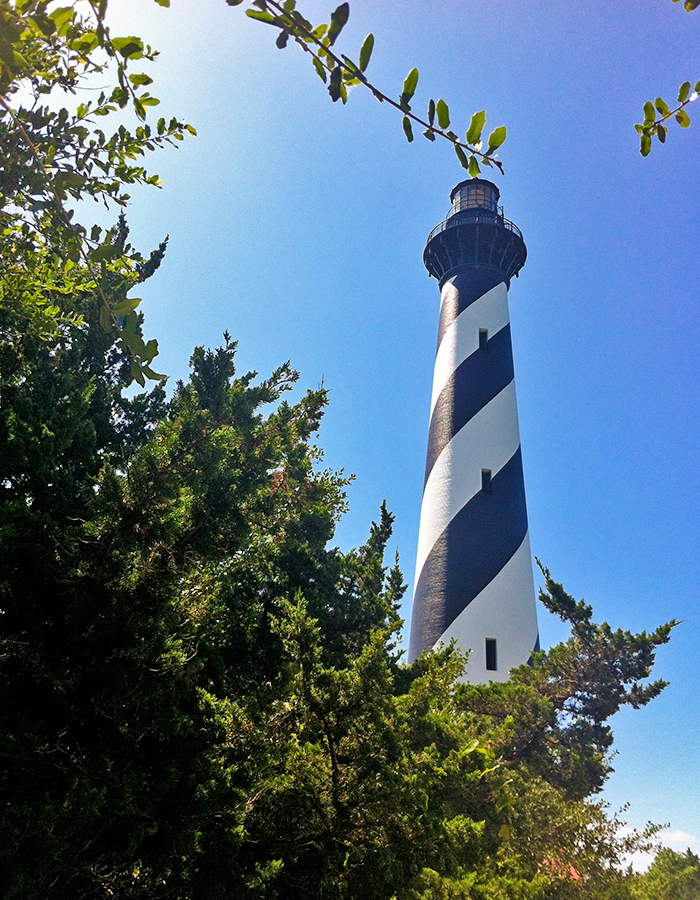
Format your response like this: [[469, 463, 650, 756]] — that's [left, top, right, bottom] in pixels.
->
[[408, 178, 539, 682]]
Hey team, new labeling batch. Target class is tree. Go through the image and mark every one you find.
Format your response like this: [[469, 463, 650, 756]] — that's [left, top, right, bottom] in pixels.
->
[[632, 848, 700, 900], [0, 269, 503, 897], [0, 246, 673, 897]]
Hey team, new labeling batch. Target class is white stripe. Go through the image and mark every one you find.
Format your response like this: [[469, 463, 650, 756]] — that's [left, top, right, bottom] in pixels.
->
[[433, 532, 538, 683], [414, 380, 521, 587], [431, 282, 510, 415]]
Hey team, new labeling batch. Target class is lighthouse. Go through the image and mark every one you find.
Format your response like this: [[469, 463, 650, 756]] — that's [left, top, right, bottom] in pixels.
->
[[408, 178, 539, 683]]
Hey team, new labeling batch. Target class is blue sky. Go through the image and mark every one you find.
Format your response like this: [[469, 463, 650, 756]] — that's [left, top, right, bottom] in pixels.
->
[[104, 0, 700, 863]]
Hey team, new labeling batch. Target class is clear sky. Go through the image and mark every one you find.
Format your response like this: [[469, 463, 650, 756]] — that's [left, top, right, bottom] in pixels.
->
[[102, 0, 700, 864]]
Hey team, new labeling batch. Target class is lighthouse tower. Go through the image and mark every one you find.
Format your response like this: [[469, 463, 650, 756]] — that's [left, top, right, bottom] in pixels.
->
[[408, 178, 539, 682]]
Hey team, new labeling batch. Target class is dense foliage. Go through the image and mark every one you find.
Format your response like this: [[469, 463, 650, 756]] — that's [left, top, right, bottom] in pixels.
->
[[0, 269, 674, 898], [632, 848, 700, 900]]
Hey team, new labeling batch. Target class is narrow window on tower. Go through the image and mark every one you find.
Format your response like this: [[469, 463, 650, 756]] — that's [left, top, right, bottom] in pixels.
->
[[485, 638, 498, 671], [479, 328, 489, 350], [481, 469, 492, 494]]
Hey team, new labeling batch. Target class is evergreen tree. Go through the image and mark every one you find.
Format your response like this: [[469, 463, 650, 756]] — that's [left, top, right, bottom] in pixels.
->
[[632, 848, 700, 900]]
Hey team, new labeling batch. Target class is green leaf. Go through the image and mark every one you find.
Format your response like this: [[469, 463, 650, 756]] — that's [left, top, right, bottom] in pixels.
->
[[141, 364, 167, 382], [436, 99, 450, 129], [111, 36, 144, 59], [129, 72, 153, 87], [428, 98, 435, 127], [11, 50, 27, 71], [359, 33, 374, 72], [643, 101, 656, 124], [654, 96, 669, 115], [328, 3, 350, 46], [468, 155, 480, 178], [340, 55, 362, 81], [130, 359, 146, 387], [328, 65, 342, 102], [90, 225, 102, 242], [685, 0, 700, 9], [454, 143, 469, 170], [312, 57, 327, 82], [49, 7, 74, 33], [695, 79, 700, 93], [99, 305, 113, 333], [246, 9, 276, 23], [402, 68, 419, 103], [155, 0, 170, 6], [90, 242, 121, 263], [423, 128, 435, 141], [678, 81, 691, 102], [276, 30, 289, 49], [143, 339, 159, 363], [640, 133, 652, 156], [122, 331, 147, 360], [657, 124, 667, 143], [466, 110, 486, 145], [111, 296, 142, 316], [122, 311, 138, 335], [226, 0, 246, 5], [54, 171, 87, 191], [676, 108, 691, 127], [487, 125, 507, 151], [402, 116, 414, 142]]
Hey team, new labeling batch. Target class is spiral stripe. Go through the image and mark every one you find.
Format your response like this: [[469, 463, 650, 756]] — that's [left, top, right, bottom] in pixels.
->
[[408, 269, 539, 679], [431, 281, 510, 414], [436, 270, 506, 349], [434, 530, 539, 675], [425, 324, 514, 485], [409, 446, 529, 659], [416, 380, 522, 582]]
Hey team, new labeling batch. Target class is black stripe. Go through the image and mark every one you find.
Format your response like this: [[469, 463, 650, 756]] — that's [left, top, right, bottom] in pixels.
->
[[408, 447, 528, 661], [424, 324, 514, 486], [437, 269, 506, 351], [526, 633, 541, 667]]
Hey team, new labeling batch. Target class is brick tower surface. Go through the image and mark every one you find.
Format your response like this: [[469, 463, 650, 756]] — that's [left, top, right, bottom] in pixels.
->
[[408, 178, 539, 683]]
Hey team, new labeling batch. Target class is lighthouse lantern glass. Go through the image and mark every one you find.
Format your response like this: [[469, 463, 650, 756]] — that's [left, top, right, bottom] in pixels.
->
[[451, 181, 499, 215]]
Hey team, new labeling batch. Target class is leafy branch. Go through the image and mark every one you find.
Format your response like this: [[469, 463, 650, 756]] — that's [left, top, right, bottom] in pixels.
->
[[228, 0, 507, 176], [636, 80, 699, 155], [637, 0, 700, 155]]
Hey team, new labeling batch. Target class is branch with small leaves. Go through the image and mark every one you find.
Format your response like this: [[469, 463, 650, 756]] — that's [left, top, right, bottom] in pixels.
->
[[636, 79, 699, 155], [638, 0, 700, 155], [227, 0, 507, 176]]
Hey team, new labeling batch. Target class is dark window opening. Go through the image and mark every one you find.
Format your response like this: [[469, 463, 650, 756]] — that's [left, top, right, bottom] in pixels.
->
[[481, 469, 492, 494], [479, 328, 488, 350], [485, 638, 498, 671]]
